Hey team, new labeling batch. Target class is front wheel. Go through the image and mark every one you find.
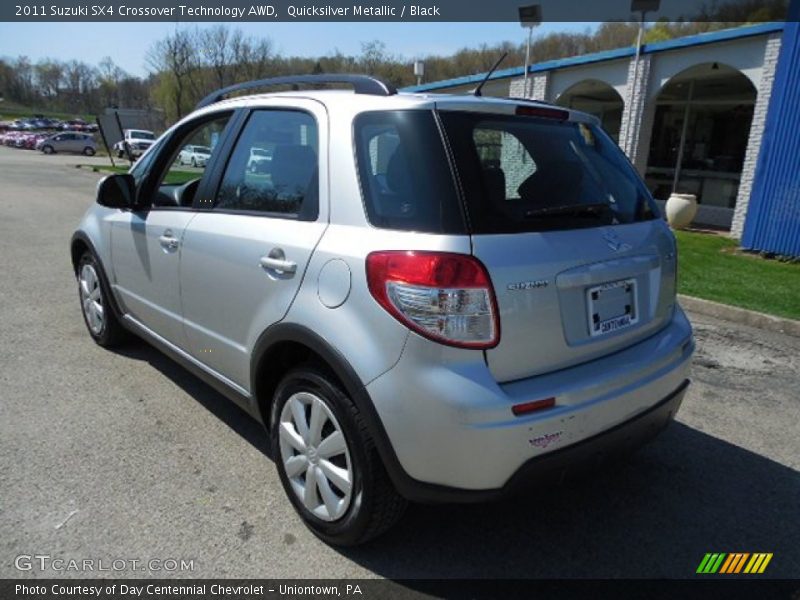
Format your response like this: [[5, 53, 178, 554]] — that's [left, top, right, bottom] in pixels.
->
[[83, 147, 95, 156], [77, 252, 128, 347], [42, 145, 54, 154], [271, 366, 406, 546]]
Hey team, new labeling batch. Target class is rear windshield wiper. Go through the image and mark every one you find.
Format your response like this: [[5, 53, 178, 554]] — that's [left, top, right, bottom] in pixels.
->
[[524, 202, 611, 219]]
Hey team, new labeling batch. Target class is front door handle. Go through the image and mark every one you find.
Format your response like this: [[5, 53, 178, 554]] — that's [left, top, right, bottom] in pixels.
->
[[159, 230, 180, 251], [260, 249, 297, 274]]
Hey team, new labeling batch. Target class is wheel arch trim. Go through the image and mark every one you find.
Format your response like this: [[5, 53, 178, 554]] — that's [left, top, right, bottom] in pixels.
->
[[251, 322, 427, 499]]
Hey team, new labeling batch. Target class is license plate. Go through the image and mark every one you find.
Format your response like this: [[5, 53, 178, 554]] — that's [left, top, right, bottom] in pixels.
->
[[587, 278, 639, 337]]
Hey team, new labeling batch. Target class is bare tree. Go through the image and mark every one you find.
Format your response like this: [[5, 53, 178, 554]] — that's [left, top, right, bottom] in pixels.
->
[[147, 27, 201, 119], [35, 60, 64, 99], [200, 25, 234, 89]]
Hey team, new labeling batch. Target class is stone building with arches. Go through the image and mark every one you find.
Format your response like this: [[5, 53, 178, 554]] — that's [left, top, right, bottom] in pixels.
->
[[404, 22, 786, 241]]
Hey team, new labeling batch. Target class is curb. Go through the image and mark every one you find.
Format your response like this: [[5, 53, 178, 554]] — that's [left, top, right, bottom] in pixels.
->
[[678, 294, 800, 337]]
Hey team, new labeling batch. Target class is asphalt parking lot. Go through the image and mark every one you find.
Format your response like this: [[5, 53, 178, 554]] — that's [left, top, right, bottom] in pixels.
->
[[0, 145, 798, 581]]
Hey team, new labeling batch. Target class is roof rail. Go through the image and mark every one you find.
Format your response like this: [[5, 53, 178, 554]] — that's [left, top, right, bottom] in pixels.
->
[[196, 74, 398, 109]]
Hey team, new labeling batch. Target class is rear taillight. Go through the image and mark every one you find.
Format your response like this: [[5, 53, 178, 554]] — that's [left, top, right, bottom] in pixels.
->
[[366, 251, 500, 349]]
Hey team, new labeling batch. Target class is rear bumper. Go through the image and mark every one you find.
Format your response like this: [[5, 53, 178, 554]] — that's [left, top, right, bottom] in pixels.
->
[[482, 378, 687, 501], [390, 379, 687, 504], [366, 306, 694, 501]]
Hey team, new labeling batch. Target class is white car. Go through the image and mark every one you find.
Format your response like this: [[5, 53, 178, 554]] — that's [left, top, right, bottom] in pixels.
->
[[113, 129, 156, 158], [247, 147, 272, 173], [178, 144, 212, 168]]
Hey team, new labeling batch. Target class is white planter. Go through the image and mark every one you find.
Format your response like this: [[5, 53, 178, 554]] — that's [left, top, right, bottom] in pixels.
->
[[665, 193, 698, 229]]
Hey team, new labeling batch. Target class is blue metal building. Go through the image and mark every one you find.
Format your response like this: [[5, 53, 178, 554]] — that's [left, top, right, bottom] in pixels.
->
[[741, 0, 800, 257]]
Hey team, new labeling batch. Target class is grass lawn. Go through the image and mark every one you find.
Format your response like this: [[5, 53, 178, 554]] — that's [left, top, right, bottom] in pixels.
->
[[676, 230, 800, 320]]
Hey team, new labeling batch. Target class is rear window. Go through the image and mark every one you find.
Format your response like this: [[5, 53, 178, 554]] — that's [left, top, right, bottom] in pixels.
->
[[354, 110, 465, 234], [439, 111, 659, 233]]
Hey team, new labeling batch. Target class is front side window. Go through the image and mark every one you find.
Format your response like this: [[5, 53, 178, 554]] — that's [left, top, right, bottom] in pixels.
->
[[215, 110, 318, 219], [161, 116, 230, 186], [130, 113, 232, 208], [440, 112, 659, 233]]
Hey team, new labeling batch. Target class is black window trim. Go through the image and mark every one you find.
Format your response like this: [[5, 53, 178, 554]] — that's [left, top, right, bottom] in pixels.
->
[[206, 106, 321, 222]]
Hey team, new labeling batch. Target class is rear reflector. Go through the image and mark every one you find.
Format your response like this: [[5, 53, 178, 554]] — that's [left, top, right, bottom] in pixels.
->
[[515, 105, 569, 121], [512, 397, 556, 416]]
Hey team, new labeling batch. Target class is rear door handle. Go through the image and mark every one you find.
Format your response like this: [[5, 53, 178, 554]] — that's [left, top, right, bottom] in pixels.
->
[[260, 249, 297, 274]]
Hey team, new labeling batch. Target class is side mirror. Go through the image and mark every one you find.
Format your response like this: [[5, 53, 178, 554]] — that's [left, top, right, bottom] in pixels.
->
[[97, 174, 135, 209]]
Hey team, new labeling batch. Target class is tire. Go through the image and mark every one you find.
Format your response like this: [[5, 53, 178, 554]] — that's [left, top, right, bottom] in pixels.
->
[[116, 149, 124, 158], [271, 365, 406, 546], [42, 145, 54, 154], [77, 251, 128, 347], [83, 147, 95, 156], [191, 157, 197, 168]]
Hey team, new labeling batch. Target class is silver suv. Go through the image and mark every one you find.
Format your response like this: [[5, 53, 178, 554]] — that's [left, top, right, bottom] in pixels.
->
[[71, 74, 694, 546]]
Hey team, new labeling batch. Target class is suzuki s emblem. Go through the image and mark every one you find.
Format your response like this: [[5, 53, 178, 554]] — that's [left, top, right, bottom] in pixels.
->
[[602, 229, 631, 253]]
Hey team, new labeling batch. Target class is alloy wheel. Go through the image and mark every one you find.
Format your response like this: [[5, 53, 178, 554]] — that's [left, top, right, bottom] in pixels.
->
[[278, 391, 353, 522], [79, 263, 104, 335]]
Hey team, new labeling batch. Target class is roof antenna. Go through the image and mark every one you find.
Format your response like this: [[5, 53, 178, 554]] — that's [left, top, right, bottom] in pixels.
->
[[473, 52, 508, 97]]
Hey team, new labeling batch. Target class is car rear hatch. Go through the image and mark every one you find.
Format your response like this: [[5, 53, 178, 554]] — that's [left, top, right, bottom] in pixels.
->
[[437, 103, 677, 382]]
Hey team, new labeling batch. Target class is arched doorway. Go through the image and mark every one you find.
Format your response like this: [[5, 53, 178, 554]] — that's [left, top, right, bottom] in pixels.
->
[[556, 80, 624, 142], [645, 63, 757, 221]]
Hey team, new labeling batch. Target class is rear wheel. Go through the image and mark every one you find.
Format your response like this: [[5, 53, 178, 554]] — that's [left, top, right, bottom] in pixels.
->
[[271, 365, 406, 546], [77, 252, 128, 347], [83, 147, 95, 156]]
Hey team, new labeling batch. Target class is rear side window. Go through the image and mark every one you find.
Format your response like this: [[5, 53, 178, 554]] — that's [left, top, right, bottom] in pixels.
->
[[440, 112, 659, 233], [216, 110, 318, 220], [354, 110, 465, 234]]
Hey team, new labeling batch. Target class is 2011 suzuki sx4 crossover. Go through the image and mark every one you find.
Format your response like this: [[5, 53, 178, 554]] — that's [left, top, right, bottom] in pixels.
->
[[71, 74, 694, 546]]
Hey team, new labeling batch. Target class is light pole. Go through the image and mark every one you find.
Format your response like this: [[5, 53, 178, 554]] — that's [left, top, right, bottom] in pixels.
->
[[624, 0, 660, 152], [518, 4, 541, 98], [413, 60, 425, 87]]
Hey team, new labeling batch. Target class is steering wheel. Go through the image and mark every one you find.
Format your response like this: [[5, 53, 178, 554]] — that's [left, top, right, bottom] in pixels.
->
[[172, 178, 201, 207]]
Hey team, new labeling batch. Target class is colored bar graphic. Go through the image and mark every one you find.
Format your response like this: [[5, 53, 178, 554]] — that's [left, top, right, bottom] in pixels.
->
[[759, 553, 773, 573], [697, 553, 713, 574], [733, 553, 750, 573], [699, 552, 773, 574], [697, 553, 728, 573], [719, 554, 736, 574], [744, 554, 760, 573]]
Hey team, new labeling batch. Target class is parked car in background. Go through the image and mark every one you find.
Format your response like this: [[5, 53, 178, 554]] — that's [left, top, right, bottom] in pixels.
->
[[39, 132, 96, 155], [61, 118, 89, 131], [177, 144, 212, 167], [113, 129, 156, 158], [247, 146, 272, 173], [11, 120, 35, 131]]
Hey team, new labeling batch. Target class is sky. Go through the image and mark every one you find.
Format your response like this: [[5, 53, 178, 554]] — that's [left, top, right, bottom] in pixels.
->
[[0, 21, 595, 77]]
